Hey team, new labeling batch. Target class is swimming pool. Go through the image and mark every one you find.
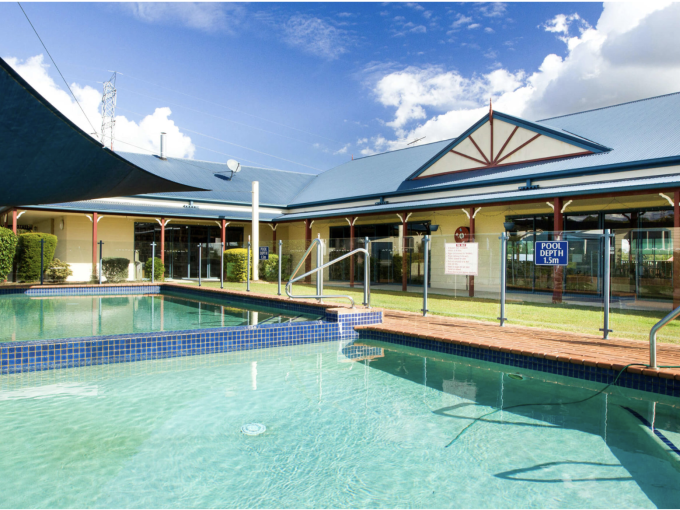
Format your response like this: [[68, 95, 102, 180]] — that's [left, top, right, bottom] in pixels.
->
[[1, 338, 678, 508], [0, 290, 323, 342]]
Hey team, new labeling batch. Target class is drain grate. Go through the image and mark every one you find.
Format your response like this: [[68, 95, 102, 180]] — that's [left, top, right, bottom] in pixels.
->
[[241, 423, 266, 436]]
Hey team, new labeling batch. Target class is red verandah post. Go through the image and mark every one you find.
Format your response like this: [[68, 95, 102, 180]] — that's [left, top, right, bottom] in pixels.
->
[[469, 206, 475, 298], [674, 190, 680, 309], [552, 197, 563, 304], [304, 219, 312, 284]]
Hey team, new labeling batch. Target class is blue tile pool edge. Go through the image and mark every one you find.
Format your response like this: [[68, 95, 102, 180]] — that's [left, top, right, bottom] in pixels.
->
[[357, 330, 680, 398]]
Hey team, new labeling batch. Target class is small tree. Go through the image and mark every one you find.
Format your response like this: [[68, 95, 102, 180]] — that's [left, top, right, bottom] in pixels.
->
[[144, 257, 165, 281], [16, 233, 57, 282], [0, 227, 17, 282], [45, 258, 73, 283], [102, 257, 130, 282], [224, 248, 254, 282]]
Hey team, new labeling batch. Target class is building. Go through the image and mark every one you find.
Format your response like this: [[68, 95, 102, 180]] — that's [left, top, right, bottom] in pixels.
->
[[4, 92, 680, 306]]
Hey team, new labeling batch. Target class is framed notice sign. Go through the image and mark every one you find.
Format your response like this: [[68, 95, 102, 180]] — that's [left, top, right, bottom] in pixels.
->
[[445, 243, 478, 275]]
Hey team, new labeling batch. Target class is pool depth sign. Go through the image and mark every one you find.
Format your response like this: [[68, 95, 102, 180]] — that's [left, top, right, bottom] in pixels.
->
[[259, 247, 269, 260], [534, 241, 568, 266]]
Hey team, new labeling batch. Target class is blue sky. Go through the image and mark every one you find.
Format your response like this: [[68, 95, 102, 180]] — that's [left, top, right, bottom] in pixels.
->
[[2, 2, 679, 174]]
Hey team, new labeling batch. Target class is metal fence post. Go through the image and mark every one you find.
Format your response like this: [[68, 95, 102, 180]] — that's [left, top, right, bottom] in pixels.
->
[[99, 240, 104, 285], [247, 240, 251, 292], [277, 239, 282, 296], [498, 232, 508, 326], [363, 236, 371, 308], [220, 241, 224, 289], [316, 234, 323, 302], [151, 242, 156, 284], [601, 229, 613, 339], [422, 235, 429, 316], [198, 244, 202, 287], [40, 238, 44, 285]]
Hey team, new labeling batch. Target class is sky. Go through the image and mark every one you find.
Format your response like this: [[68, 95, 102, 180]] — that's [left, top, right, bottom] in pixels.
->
[[2, 2, 680, 175]]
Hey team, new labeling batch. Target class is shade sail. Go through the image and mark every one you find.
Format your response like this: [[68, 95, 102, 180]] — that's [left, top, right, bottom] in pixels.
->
[[0, 57, 206, 207]]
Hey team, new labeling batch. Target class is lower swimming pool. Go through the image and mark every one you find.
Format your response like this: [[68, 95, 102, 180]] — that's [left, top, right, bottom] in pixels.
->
[[1, 338, 678, 508], [0, 290, 323, 342]]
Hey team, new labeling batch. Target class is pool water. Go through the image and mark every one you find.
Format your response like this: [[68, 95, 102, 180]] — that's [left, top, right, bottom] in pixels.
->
[[0, 339, 679, 508], [0, 291, 322, 342]]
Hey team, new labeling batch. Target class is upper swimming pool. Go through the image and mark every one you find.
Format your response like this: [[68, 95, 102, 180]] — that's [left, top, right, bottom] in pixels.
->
[[0, 289, 324, 342], [0, 339, 678, 508]]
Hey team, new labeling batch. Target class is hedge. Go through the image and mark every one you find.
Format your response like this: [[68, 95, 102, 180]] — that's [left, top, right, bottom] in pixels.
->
[[16, 233, 57, 282], [224, 249, 254, 282], [45, 258, 72, 283], [144, 257, 165, 281], [0, 227, 17, 281], [102, 257, 130, 282], [259, 253, 293, 282]]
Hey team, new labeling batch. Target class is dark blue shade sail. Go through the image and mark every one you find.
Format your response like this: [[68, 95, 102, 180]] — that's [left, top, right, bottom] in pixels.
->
[[0, 57, 206, 207]]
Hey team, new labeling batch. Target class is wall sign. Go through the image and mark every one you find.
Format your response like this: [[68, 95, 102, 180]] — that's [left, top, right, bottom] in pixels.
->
[[454, 226, 470, 243], [535, 241, 568, 266], [445, 243, 478, 275], [259, 246, 269, 260]]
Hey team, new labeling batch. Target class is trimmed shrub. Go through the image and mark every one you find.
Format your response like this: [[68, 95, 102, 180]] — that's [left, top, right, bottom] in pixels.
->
[[16, 233, 57, 282], [144, 257, 165, 282], [259, 254, 293, 282], [45, 258, 72, 283], [224, 249, 254, 282], [0, 227, 17, 282], [102, 257, 130, 283]]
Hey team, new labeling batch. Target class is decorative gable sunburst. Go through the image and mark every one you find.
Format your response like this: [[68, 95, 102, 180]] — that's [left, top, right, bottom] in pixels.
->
[[410, 104, 609, 180]]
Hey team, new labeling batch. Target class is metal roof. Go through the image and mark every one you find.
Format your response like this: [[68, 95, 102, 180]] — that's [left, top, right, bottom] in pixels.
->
[[288, 92, 680, 207], [31, 200, 278, 222], [276, 173, 680, 222], [0, 57, 205, 207], [120, 152, 316, 207]]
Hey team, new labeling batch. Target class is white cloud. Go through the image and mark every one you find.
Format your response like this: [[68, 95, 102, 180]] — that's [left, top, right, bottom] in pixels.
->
[[484, 27, 495, 33], [333, 144, 350, 155], [6, 55, 195, 158], [282, 15, 349, 60], [121, 3, 245, 34], [478, 3, 507, 18], [468, 24, 481, 30], [451, 14, 473, 28], [363, 2, 680, 152]]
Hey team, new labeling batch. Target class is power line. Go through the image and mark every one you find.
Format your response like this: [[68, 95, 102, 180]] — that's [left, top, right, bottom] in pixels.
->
[[120, 86, 323, 148], [17, 2, 99, 138]]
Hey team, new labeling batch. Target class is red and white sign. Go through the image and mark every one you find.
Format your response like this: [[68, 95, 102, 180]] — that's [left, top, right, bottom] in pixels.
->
[[445, 243, 478, 275], [454, 226, 470, 243]]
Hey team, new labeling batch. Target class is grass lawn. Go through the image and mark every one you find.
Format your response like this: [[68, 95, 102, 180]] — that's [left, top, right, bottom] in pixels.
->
[[172, 280, 680, 345]]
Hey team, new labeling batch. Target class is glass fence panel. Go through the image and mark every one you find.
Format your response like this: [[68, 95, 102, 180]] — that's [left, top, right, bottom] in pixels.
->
[[99, 240, 142, 282], [427, 233, 502, 323], [508, 229, 605, 336], [608, 227, 680, 344]]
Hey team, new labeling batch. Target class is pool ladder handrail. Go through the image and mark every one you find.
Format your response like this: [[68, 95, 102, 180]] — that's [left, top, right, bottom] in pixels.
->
[[649, 303, 680, 368], [286, 237, 371, 308]]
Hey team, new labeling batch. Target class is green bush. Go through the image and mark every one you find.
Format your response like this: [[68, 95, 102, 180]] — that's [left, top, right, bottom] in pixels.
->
[[144, 257, 165, 282], [16, 233, 57, 282], [45, 258, 72, 283], [259, 253, 293, 281], [102, 257, 130, 282], [0, 227, 17, 282], [224, 248, 254, 282]]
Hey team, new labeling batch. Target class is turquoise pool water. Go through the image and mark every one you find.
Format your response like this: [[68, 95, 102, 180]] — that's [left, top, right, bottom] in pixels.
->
[[0, 291, 322, 342], [0, 339, 679, 508]]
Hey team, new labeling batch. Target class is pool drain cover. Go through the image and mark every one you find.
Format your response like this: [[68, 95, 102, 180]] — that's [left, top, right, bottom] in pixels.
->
[[507, 373, 524, 380], [241, 423, 266, 436]]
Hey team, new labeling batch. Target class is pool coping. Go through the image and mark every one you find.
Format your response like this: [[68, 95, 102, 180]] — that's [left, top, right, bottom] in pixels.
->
[[0, 283, 383, 375]]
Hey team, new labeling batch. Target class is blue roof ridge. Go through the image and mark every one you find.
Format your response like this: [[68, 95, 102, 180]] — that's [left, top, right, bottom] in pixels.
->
[[350, 137, 456, 162], [537, 91, 680, 123]]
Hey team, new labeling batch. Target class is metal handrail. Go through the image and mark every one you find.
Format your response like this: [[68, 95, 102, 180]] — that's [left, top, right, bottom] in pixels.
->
[[286, 238, 371, 308], [649, 304, 680, 368]]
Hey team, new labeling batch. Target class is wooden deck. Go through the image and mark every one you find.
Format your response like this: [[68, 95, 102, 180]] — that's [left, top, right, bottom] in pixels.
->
[[356, 310, 680, 381]]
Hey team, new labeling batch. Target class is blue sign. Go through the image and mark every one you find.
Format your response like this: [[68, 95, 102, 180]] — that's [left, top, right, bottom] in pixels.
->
[[259, 246, 269, 260], [535, 241, 568, 266]]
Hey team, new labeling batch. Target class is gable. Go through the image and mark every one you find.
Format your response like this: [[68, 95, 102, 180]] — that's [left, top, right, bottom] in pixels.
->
[[414, 111, 608, 180]]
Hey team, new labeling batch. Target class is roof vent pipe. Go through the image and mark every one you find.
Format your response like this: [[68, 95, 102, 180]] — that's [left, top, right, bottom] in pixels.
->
[[160, 132, 167, 160]]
